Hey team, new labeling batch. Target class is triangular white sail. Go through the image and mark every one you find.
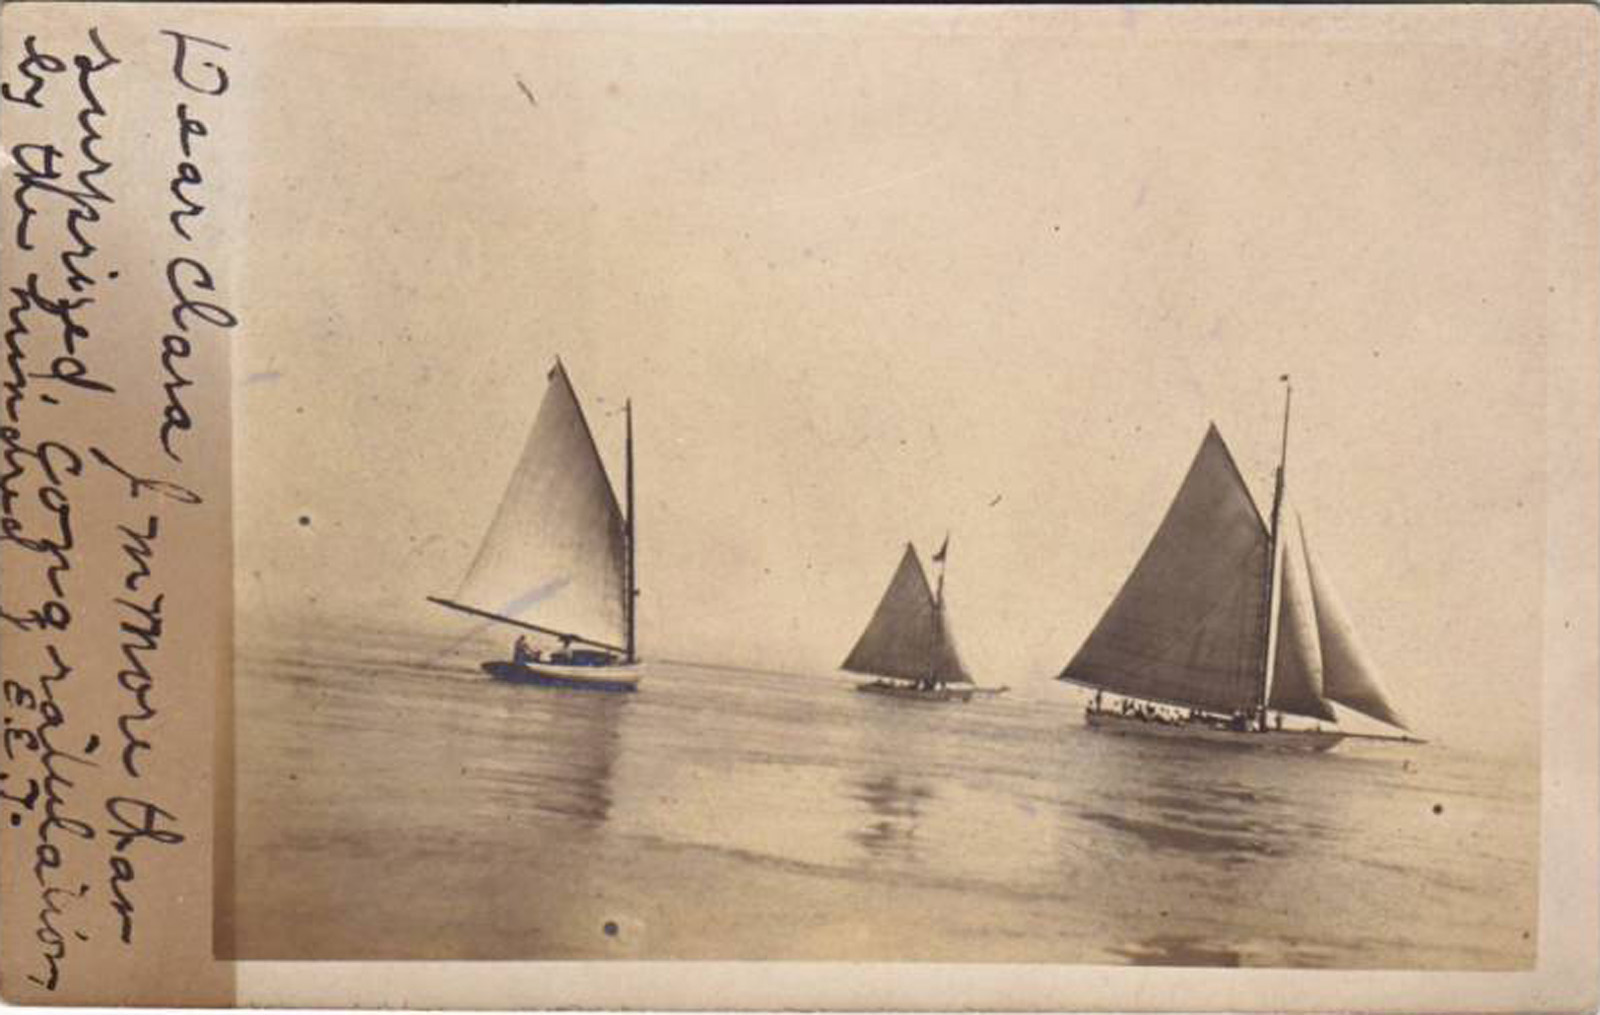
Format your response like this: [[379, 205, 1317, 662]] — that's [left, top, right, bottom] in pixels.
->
[[456, 361, 628, 649], [843, 543, 972, 684], [1299, 517, 1409, 730], [1267, 528, 1338, 721], [1059, 425, 1271, 714]]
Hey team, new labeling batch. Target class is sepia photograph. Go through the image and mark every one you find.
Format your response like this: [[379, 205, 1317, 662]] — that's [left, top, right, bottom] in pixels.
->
[[3, 3, 1595, 1009], [217, 6, 1552, 971]]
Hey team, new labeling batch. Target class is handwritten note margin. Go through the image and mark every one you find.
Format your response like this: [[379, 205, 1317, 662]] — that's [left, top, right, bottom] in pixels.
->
[[1, 2, 235, 1004]]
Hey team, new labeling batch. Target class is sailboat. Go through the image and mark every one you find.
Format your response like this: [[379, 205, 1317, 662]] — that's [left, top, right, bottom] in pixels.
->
[[1057, 379, 1420, 750], [428, 358, 641, 693], [843, 538, 1008, 702]]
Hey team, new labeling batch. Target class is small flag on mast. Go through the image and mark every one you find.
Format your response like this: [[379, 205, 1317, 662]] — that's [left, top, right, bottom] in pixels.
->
[[931, 533, 949, 564]]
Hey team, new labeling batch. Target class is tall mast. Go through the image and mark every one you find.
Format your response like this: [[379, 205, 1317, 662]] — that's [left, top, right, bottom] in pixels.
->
[[624, 398, 637, 663], [1258, 376, 1292, 729], [931, 534, 948, 685]]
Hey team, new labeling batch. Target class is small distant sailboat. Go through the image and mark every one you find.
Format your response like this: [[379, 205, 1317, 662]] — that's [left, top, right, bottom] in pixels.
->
[[429, 358, 641, 692], [1058, 379, 1420, 750], [843, 537, 1008, 702]]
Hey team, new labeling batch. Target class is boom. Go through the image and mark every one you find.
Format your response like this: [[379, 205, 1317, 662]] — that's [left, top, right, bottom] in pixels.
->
[[426, 595, 627, 655]]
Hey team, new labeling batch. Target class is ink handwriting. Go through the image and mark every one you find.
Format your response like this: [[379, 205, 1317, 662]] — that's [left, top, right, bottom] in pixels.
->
[[157, 31, 236, 463], [0, 20, 231, 990]]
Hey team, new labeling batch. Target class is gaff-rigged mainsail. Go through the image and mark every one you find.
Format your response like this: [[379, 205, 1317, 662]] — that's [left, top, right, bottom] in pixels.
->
[[1057, 426, 1270, 714], [453, 360, 629, 650], [1059, 418, 1408, 731], [843, 543, 972, 684]]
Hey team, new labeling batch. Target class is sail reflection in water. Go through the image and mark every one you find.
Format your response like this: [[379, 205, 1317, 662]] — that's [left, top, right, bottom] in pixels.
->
[[233, 628, 1537, 967], [850, 774, 934, 860], [230, 627, 635, 959], [465, 692, 627, 826]]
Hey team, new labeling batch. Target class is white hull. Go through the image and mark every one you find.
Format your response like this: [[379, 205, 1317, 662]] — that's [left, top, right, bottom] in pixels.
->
[[484, 660, 641, 692]]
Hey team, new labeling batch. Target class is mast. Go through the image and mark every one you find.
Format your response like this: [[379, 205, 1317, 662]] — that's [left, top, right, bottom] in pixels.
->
[[931, 534, 949, 686], [624, 398, 637, 663], [843, 542, 971, 685], [1258, 376, 1292, 729], [443, 357, 631, 654]]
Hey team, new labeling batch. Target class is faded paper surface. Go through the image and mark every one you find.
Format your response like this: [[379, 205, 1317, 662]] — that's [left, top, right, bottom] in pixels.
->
[[2, 2, 1597, 1010], [0, 3, 236, 1007]]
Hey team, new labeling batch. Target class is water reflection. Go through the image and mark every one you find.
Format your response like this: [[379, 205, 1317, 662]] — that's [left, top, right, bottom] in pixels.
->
[[1079, 782, 1289, 867], [1063, 733, 1350, 966], [236, 634, 1538, 967], [1069, 739, 1308, 872], [844, 695, 953, 866], [849, 772, 934, 860], [454, 686, 633, 958], [461, 688, 628, 829], [234, 641, 637, 958]]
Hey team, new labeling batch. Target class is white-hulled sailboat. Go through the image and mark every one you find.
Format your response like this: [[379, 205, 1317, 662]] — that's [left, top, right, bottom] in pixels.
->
[[429, 358, 641, 692], [1058, 379, 1420, 750], [844, 538, 1008, 702]]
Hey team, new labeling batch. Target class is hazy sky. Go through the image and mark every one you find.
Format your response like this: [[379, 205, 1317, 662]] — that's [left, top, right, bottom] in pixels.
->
[[234, 8, 1562, 755]]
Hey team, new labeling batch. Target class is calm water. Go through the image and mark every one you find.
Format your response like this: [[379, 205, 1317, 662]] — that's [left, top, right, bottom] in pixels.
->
[[227, 623, 1538, 968]]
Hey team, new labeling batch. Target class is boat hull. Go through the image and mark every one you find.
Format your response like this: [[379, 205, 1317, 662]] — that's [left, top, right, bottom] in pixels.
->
[[855, 681, 984, 702], [857, 678, 1004, 704], [1084, 709, 1346, 751], [483, 660, 640, 693]]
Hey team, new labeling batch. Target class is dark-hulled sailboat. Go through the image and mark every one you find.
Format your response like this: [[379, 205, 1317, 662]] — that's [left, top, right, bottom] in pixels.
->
[[1058, 380, 1418, 750], [429, 358, 641, 692], [844, 538, 1007, 702]]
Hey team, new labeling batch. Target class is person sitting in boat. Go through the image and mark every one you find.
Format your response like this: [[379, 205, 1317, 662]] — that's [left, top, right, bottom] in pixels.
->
[[514, 635, 541, 665]]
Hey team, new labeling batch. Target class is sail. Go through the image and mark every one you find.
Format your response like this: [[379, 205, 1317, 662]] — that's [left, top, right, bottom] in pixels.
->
[[1300, 518, 1410, 730], [455, 360, 628, 648], [1267, 529, 1338, 721], [1059, 425, 1270, 714], [843, 543, 973, 684]]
